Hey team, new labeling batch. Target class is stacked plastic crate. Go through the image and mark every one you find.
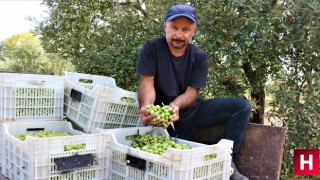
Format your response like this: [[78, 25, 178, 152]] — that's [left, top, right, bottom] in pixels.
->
[[63, 72, 144, 133], [0, 71, 234, 180], [0, 73, 108, 180]]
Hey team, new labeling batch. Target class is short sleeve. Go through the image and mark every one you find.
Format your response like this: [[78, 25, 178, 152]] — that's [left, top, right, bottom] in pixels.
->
[[136, 42, 157, 76], [189, 51, 209, 88]]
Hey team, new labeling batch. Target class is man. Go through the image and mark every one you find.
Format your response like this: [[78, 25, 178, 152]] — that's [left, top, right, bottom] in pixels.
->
[[136, 4, 251, 180]]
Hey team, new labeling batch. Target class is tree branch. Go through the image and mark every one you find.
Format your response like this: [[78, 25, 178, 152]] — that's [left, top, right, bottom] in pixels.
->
[[119, 0, 159, 23]]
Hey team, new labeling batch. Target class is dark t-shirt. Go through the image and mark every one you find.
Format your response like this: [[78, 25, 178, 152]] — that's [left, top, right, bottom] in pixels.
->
[[136, 37, 209, 119]]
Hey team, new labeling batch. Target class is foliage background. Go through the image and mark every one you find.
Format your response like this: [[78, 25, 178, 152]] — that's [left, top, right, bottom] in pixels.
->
[[0, 0, 319, 178], [0, 32, 74, 75]]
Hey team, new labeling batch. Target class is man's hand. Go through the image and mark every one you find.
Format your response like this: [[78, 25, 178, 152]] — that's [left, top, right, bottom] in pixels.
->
[[157, 104, 179, 129], [170, 104, 180, 123], [140, 106, 163, 126], [140, 104, 179, 128]]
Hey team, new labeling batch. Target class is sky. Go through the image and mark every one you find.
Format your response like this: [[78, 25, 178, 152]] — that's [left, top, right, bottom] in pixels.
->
[[0, 0, 47, 41]]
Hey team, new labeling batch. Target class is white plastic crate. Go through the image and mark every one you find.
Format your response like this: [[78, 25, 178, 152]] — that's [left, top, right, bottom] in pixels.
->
[[0, 73, 64, 122], [63, 72, 143, 133], [0, 120, 108, 180], [99, 127, 233, 180]]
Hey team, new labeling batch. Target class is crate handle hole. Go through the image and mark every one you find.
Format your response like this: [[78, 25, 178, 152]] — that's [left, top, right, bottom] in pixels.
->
[[28, 80, 45, 85], [121, 97, 136, 103], [26, 128, 45, 133], [79, 78, 93, 84]]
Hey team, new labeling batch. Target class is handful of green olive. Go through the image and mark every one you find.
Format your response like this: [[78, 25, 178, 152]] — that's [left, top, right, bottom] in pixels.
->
[[145, 104, 176, 129]]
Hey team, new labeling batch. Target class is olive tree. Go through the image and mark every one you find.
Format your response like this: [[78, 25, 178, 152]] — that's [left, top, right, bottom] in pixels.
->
[[39, 0, 319, 123], [39, 0, 181, 90]]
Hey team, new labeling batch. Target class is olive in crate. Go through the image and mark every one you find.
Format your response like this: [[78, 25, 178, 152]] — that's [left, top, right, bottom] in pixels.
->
[[15, 131, 86, 151], [125, 130, 192, 155]]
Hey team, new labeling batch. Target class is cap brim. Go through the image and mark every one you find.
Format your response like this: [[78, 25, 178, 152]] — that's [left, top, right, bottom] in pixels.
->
[[166, 14, 196, 23]]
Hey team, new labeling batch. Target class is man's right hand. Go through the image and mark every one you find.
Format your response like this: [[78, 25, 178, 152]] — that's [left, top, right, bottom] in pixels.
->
[[169, 104, 180, 123]]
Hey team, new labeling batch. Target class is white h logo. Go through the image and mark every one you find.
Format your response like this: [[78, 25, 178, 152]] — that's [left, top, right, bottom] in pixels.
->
[[300, 154, 313, 170]]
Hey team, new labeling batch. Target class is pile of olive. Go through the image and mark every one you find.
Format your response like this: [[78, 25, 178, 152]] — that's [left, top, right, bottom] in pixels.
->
[[125, 131, 192, 155]]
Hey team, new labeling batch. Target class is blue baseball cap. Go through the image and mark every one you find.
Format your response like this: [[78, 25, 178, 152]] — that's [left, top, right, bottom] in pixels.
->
[[165, 5, 198, 23]]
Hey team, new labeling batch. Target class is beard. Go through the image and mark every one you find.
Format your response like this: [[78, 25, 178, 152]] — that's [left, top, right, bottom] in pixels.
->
[[168, 38, 188, 49]]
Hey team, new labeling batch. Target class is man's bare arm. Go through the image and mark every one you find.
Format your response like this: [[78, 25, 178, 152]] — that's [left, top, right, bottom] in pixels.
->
[[168, 86, 199, 123], [171, 86, 199, 109], [138, 75, 162, 125], [137, 75, 156, 107]]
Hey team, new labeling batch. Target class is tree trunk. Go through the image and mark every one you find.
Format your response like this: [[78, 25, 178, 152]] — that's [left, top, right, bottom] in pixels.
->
[[251, 90, 265, 124], [242, 59, 267, 124]]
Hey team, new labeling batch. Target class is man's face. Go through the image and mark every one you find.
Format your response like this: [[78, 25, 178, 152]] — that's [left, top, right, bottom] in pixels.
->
[[164, 17, 197, 50]]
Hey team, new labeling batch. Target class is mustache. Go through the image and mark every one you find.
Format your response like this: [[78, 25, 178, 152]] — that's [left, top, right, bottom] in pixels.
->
[[172, 38, 185, 42]]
